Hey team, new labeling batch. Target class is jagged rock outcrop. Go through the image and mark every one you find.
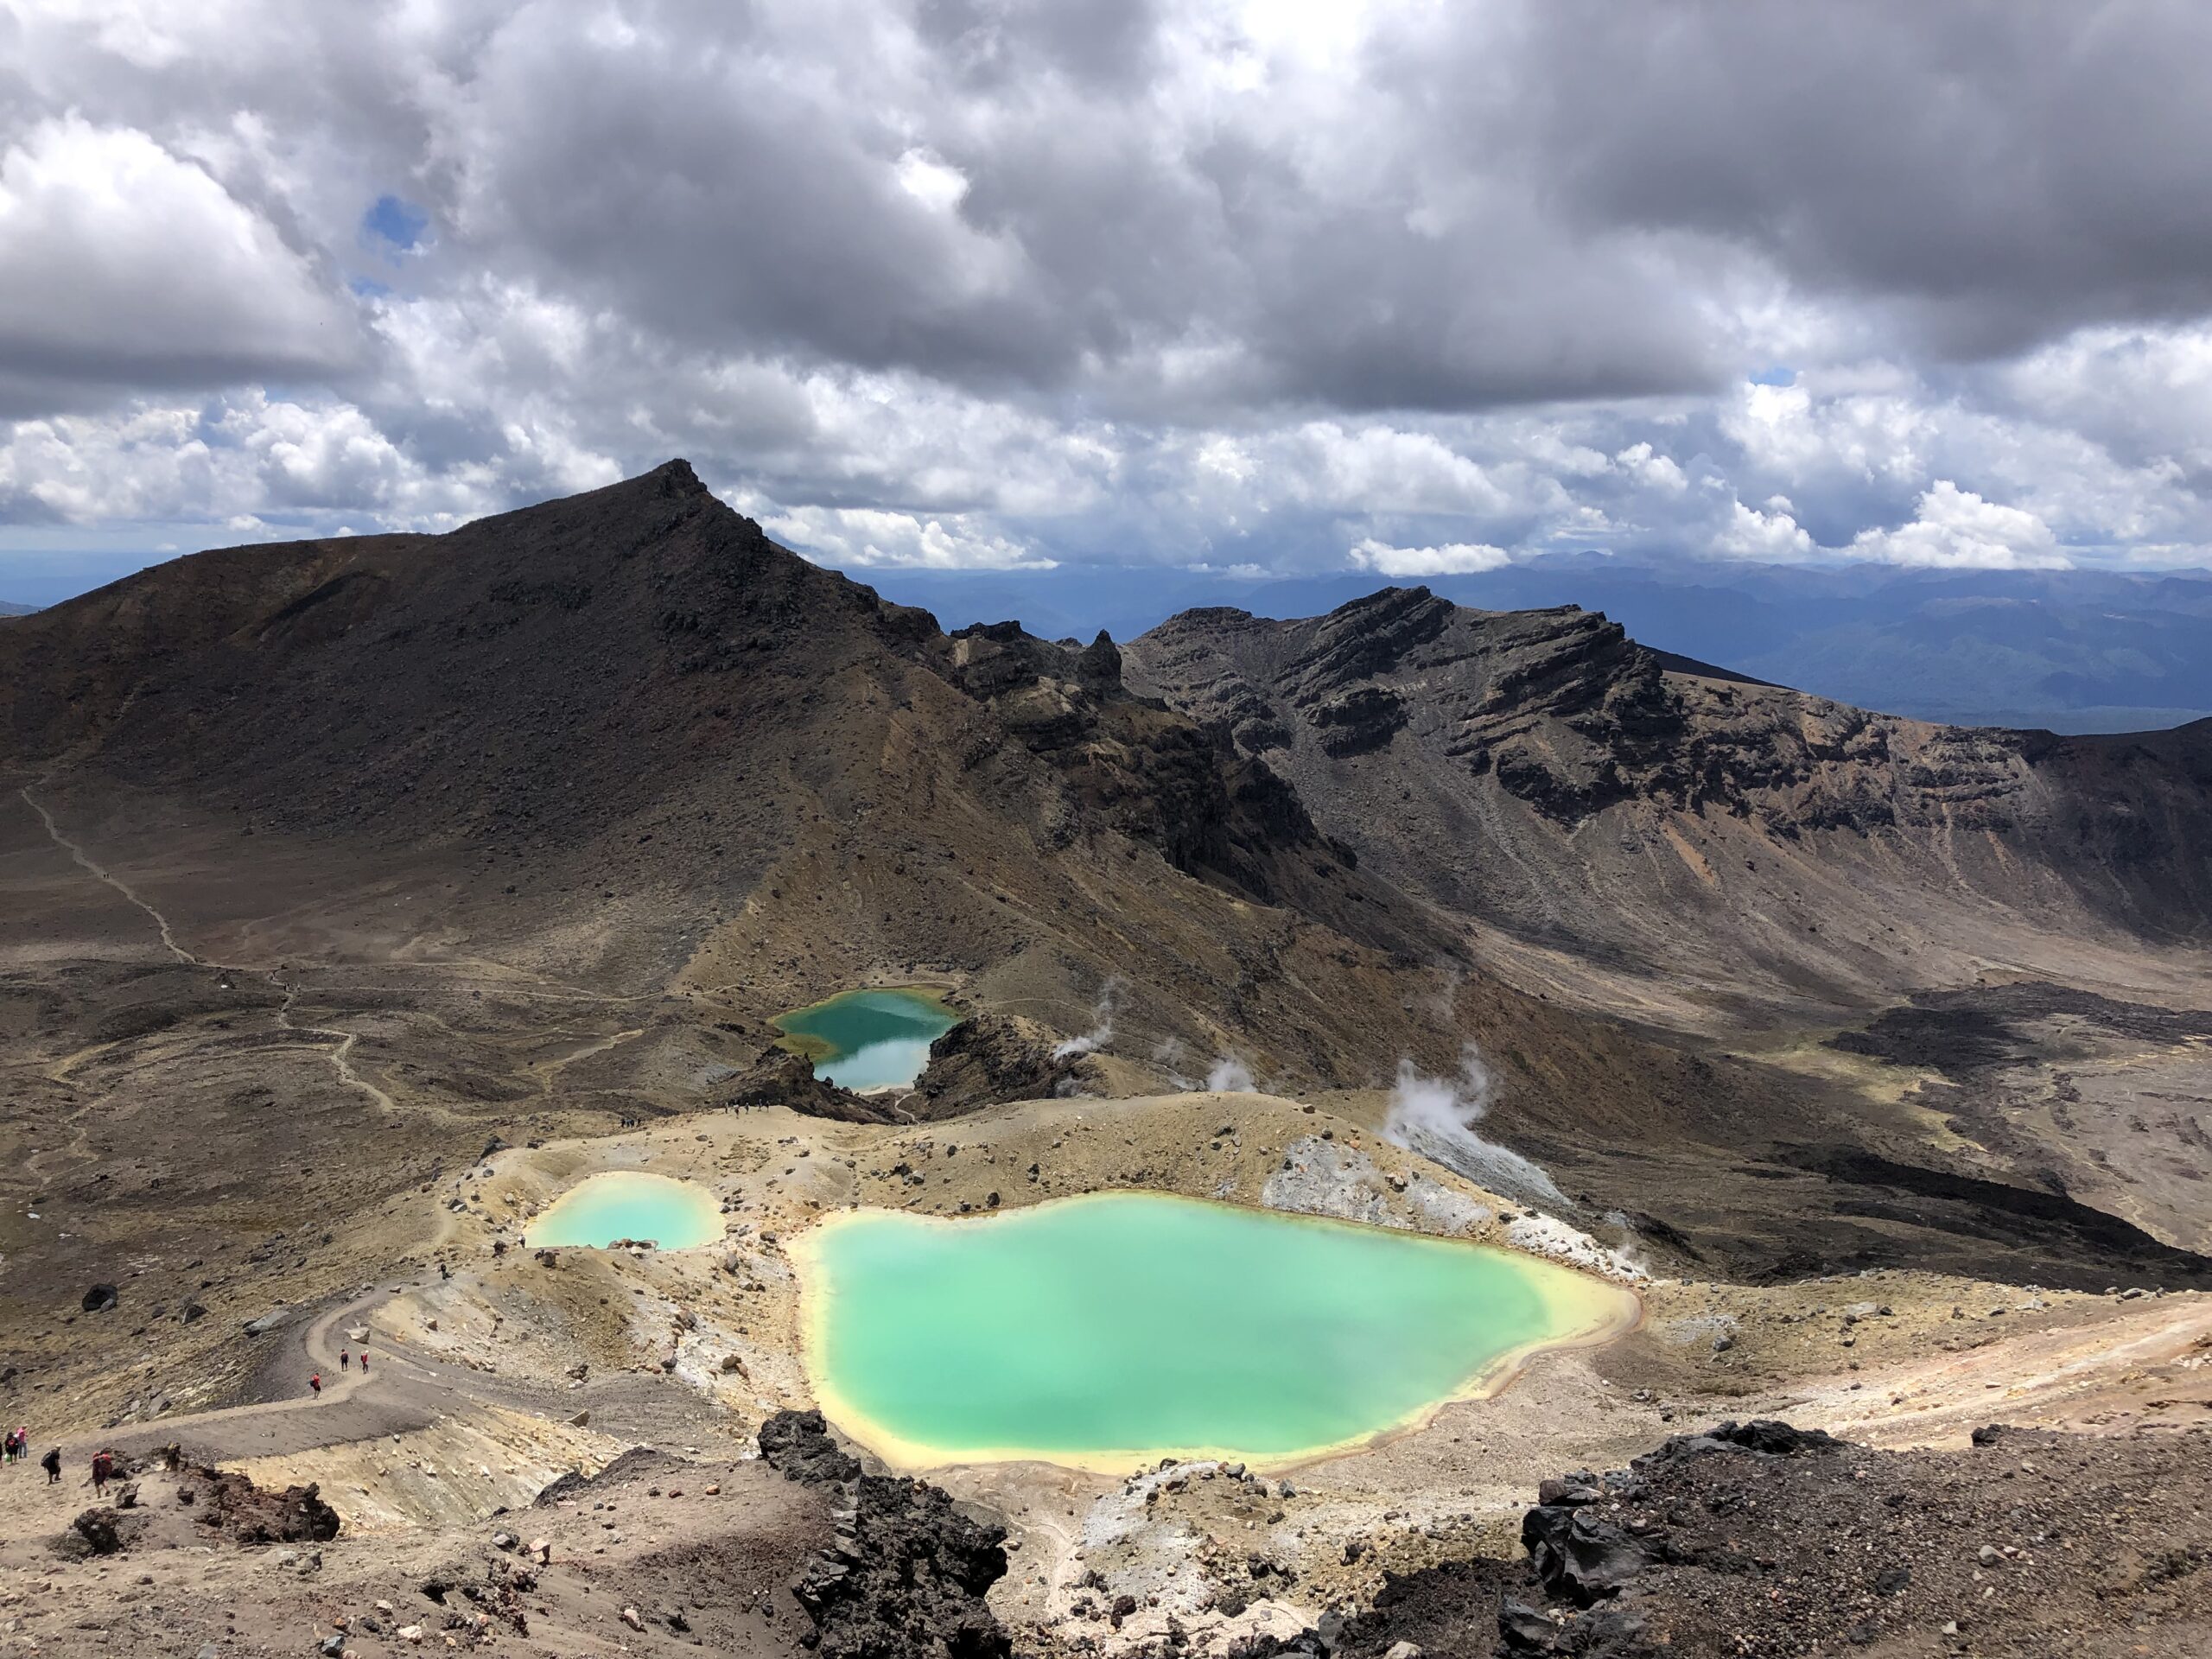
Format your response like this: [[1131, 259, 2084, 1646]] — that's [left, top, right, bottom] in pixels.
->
[[944, 621, 1357, 902], [181, 1463, 341, 1544], [911, 1012, 1089, 1117], [64, 1507, 140, 1557], [758, 1409, 864, 1486], [1125, 588, 2212, 1017], [761, 1409, 1010, 1659], [722, 1049, 891, 1124]]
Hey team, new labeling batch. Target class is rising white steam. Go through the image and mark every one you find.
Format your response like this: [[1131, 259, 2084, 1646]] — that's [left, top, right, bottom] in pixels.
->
[[1052, 976, 1122, 1059], [1205, 1056, 1256, 1092], [1154, 1036, 1197, 1091], [1382, 1043, 1567, 1206]]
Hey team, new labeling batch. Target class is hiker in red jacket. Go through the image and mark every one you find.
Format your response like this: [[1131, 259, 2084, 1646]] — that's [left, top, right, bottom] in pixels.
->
[[309, 1371, 321, 1397]]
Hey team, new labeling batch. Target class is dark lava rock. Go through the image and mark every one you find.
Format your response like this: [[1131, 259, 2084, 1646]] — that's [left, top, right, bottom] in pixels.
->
[[912, 1012, 1089, 1117], [80, 1283, 118, 1313], [724, 1049, 889, 1124], [1630, 1417, 1842, 1478], [180, 1464, 340, 1544], [1075, 630, 1123, 695], [1522, 1504, 1643, 1605], [1304, 683, 1408, 758], [767, 1407, 1011, 1659], [65, 1507, 137, 1556], [758, 1409, 862, 1486], [1499, 1599, 1569, 1653]]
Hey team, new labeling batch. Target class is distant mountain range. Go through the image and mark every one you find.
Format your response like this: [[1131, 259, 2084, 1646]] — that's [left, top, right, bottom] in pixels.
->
[[0, 601, 35, 616], [854, 558, 2212, 735]]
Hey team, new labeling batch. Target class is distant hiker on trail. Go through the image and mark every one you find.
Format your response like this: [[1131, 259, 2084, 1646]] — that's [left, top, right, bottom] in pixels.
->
[[309, 1371, 322, 1396], [90, 1449, 114, 1496], [340, 1348, 350, 1370], [41, 1447, 60, 1484]]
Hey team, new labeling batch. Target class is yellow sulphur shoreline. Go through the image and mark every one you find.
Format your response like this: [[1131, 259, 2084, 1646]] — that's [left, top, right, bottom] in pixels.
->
[[787, 1190, 1643, 1477]]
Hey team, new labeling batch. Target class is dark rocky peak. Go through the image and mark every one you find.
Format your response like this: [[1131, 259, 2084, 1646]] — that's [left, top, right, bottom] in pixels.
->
[[1286, 585, 1457, 691], [1075, 630, 1122, 695], [945, 620, 1067, 699], [1160, 605, 1262, 630], [649, 455, 710, 496]]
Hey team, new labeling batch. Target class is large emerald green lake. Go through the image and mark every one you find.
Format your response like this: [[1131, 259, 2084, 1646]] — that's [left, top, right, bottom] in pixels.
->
[[531, 1172, 722, 1250], [773, 987, 959, 1090], [793, 1192, 1637, 1471]]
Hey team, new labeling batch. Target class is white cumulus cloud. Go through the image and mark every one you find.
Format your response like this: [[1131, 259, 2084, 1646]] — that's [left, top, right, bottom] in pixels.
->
[[1848, 481, 2069, 569], [1349, 537, 1511, 576]]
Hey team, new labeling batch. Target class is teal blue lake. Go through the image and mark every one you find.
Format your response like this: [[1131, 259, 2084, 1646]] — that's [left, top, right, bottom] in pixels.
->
[[531, 1172, 722, 1249], [793, 1192, 1637, 1471], [773, 988, 959, 1090]]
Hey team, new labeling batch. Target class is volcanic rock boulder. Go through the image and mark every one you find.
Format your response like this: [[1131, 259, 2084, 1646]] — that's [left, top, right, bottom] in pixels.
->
[[758, 1408, 861, 1487], [762, 1409, 1011, 1659], [912, 1013, 1089, 1117], [724, 1050, 889, 1124], [65, 1507, 142, 1556], [183, 1464, 341, 1544]]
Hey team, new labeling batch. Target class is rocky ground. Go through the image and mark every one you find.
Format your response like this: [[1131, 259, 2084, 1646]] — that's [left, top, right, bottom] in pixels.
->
[[1321, 1421, 2212, 1658], [3, 1077, 2209, 1656]]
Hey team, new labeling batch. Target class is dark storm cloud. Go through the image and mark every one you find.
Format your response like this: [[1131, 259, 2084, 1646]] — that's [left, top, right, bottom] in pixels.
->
[[381, 0, 2212, 414], [1506, 0, 2212, 359]]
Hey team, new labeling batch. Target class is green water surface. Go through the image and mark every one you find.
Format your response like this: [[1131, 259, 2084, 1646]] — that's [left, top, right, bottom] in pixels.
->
[[531, 1172, 722, 1249], [799, 1192, 1631, 1467], [774, 987, 960, 1090]]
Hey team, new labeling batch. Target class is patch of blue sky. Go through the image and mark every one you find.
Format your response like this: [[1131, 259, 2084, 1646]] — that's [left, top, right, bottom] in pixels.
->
[[363, 194, 429, 251]]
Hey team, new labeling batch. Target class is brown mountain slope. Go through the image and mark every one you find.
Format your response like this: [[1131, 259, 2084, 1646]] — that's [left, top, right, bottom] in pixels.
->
[[1124, 588, 2212, 1251], [1123, 587, 2212, 1023]]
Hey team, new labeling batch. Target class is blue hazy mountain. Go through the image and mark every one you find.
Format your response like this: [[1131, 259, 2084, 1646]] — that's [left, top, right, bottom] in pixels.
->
[[850, 557, 2212, 734]]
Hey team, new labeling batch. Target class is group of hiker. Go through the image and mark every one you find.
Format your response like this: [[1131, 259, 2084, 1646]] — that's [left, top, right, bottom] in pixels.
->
[[3, 1339, 378, 1496], [309, 1343, 372, 1398], [3, 1428, 105, 1488], [3, 1428, 60, 1484]]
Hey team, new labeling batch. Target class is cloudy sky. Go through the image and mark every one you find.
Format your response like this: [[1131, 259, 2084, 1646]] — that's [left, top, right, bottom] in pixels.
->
[[3, 0, 2211, 601]]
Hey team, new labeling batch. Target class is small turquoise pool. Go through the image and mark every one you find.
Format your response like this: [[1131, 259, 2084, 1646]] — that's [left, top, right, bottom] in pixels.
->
[[531, 1173, 721, 1249], [773, 988, 960, 1090]]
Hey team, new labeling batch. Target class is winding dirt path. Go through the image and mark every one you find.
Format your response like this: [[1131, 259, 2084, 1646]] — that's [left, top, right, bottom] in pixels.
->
[[531, 1027, 648, 1095], [273, 984, 400, 1116], [18, 785, 404, 1118], [19, 785, 201, 966]]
